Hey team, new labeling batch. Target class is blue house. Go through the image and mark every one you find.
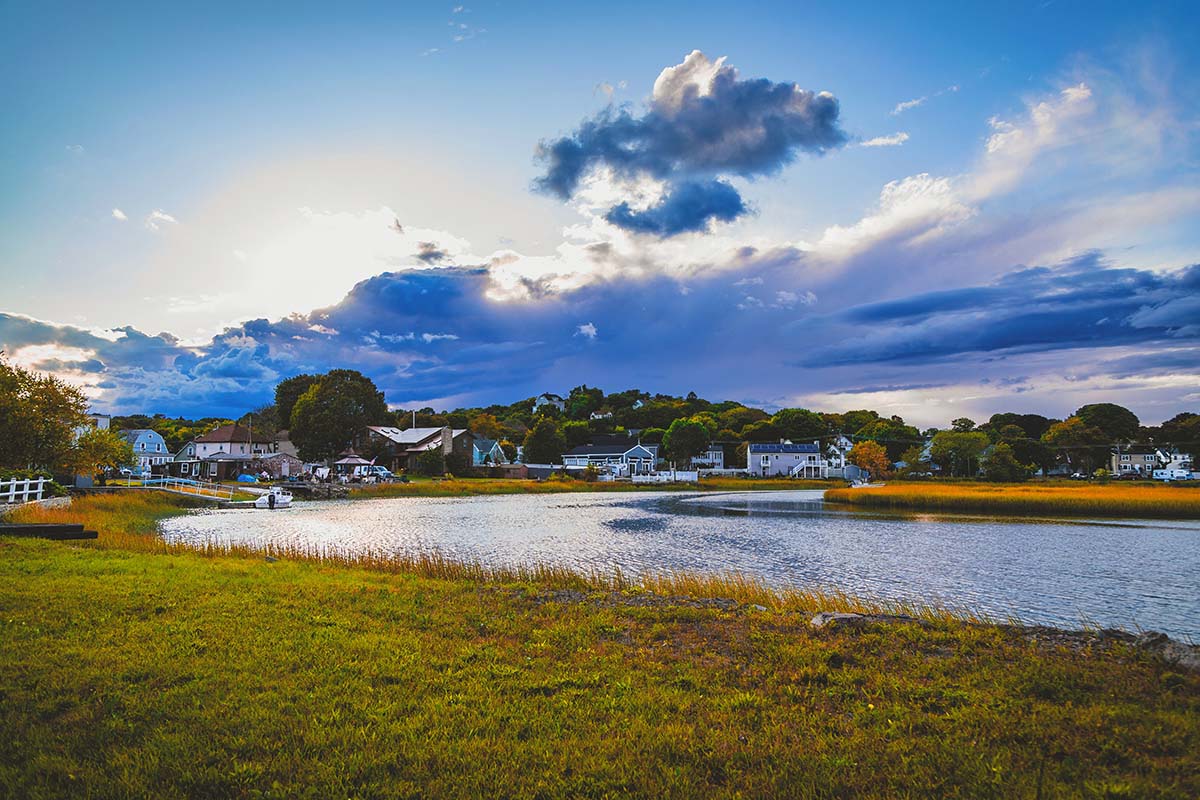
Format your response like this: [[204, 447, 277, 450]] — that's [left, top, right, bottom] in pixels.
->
[[117, 429, 172, 473], [748, 442, 828, 478], [472, 438, 508, 466]]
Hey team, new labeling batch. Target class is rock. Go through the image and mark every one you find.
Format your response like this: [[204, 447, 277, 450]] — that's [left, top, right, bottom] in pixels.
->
[[750, 604, 767, 612], [263, 556, 278, 563], [1136, 631, 1200, 672], [811, 612, 866, 629]]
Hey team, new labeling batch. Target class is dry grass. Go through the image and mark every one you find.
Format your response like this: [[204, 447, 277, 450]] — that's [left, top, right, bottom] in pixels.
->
[[352, 475, 833, 498], [825, 481, 1200, 519]]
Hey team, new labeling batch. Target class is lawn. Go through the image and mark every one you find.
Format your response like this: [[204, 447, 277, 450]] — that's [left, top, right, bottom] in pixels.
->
[[824, 481, 1200, 519], [1, 493, 1198, 797]]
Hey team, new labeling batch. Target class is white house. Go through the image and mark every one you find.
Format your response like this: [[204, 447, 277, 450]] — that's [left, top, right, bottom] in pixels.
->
[[748, 442, 827, 478], [533, 392, 566, 413], [117, 429, 172, 472], [691, 443, 725, 469]]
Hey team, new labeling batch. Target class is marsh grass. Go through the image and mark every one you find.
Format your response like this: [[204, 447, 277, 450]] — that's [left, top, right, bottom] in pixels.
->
[[825, 481, 1200, 519], [351, 475, 834, 499]]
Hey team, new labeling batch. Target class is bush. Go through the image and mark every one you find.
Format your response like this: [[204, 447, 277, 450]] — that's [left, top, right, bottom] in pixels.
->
[[414, 450, 445, 477]]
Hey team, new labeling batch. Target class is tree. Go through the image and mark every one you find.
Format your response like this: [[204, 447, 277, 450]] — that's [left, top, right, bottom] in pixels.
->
[[847, 441, 890, 478], [239, 404, 280, 442], [414, 449, 445, 476], [662, 418, 709, 463], [981, 442, 1032, 482], [1075, 403, 1139, 442], [639, 427, 667, 444], [565, 385, 604, 420], [929, 431, 990, 477], [499, 440, 518, 461], [771, 408, 827, 441], [950, 417, 976, 432], [289, 370, 389, 461], [854, 418, 921, 462], [523, 419, 566, 464], [274, 374, 320, 428], [62, 427, 134, 477], [896, 445, 931, 477], [1157, 412, 1199, 448], [561, 420, 591, 449], [1042, 416, 1108, 472], [0, 357, 89, 470], [467, 412, 504, 440]]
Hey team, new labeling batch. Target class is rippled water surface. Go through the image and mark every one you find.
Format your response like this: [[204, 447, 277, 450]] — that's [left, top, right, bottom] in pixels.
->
[[160, 490, 1200, 638]]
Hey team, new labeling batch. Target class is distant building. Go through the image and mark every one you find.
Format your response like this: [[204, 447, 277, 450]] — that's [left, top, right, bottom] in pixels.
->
[[1110, 445, 1159, 476], [117, 429, 173, 473], [533, 393, 566, 414], [747, 442, 827, 478], [690, 443, 725, 470]]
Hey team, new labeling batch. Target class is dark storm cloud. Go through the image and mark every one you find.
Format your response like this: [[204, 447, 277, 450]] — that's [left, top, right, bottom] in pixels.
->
[[801, 258, 1200, 367], [414, 241, 448, 264], [603, 180, 747, 236], [535, 51, 846, 235]]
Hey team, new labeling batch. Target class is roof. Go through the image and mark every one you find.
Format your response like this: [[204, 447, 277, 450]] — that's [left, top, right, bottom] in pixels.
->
[[368, 426, 445, 445], [1112, 445, 1159, 455], [117, 428, 163, 442], [565, 443, 655, 458], [537, 392, 564, 401], [748, 443, 821, 454], [196, 424, 252, 444], [474, 438, 499, 452]]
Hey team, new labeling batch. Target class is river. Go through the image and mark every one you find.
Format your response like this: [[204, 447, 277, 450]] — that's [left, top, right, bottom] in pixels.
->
[[158, 490, 1200, 639]]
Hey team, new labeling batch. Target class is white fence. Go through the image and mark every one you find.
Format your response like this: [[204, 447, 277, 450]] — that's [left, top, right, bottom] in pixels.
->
[[1, 477, 50, 504], [632, 471, 699, 484]]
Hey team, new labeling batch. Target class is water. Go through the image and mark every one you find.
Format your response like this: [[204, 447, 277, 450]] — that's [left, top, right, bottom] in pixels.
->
[[159, 490, 1200, 640]]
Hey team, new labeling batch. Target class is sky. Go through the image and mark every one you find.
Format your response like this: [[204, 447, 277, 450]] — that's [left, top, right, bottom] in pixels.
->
[[2, 0, 1199, 427]]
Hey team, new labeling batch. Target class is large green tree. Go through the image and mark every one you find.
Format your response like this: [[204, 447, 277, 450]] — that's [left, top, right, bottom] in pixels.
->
[[289, 370, 389, 461], [662, 418, 709, 463], [980, 442, 1033, 482], [274, 374, 321, 429], [64, 427, 135, 477], [770, 408, 827, 442], [0, 357, 89, 470], [1074, 403, 1139, 442], [929, 431, 990, 477], [1041, 416, 1108, 472], [855, 418, 921, 462], [522, 419, 567, 465]]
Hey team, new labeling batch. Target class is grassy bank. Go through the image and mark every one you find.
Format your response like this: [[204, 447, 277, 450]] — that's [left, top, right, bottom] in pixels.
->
[[825, 481, 1200, 519], [351, 475, 834, 499], [2, 536, 1197, 799]]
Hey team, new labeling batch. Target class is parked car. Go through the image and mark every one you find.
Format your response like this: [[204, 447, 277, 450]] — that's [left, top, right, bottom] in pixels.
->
[[364, 465, 395, 481], [117, 467, 133, 477]]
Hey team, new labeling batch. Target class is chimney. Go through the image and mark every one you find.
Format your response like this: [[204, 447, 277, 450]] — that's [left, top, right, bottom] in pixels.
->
[[441, 427, 453, 456]]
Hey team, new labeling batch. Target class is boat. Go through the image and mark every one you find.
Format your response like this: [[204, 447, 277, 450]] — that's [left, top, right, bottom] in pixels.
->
[[254, 487, 293, 509]]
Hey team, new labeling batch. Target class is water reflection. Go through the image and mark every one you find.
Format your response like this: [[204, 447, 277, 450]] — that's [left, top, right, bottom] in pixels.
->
[[159, 490, 1200, 639]]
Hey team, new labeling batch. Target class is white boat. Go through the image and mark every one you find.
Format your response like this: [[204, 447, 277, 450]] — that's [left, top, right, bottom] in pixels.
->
[[254, 487, 293, 509]]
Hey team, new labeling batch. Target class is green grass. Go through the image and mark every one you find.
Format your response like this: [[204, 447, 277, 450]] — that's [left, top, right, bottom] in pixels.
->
[[352, 475, 835, 499], [1, 492, 1197, 797], [825, 481, 1200, 519]]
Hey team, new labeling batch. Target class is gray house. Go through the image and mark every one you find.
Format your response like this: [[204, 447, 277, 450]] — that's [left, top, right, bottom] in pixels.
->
[[747, 442, 827, 478]]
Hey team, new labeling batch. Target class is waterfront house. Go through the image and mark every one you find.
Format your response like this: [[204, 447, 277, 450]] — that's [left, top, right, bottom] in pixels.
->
[[364, 426, 475, 472], [117, 429, 172, 473], [562, 441, 657, 476], [1110, 445, 1160, 476], [690, 443, 726, 469], [472, 438, 508, 466], [747, 441, 828, 478]]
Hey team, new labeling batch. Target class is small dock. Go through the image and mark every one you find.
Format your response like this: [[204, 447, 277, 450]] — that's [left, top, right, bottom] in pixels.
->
[[0, 523, 98, 540]]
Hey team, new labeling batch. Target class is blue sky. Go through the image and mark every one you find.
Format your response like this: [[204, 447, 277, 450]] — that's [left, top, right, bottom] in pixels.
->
[[2, 1, 1199, 426]]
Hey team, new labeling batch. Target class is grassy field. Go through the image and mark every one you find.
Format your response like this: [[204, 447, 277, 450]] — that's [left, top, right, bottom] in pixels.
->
[[825, 481, 1200, 519], [351, 475, 834, 499], [2, 492, 1198, 797]]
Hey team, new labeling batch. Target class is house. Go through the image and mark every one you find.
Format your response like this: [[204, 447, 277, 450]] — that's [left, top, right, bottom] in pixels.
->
[[273, 429, 299, 458], [748, 441, 828, 478], [533, 393, 566, 413], [194, 424, 256, 459], [364, 426, 475, 472], [562, 441, 657, 476], [690, 443, 725, 469], [1157, 448, 1194, 472], [472, 438, 508, 466], [589, 410, 613, 421], [1110, 445, 1160, 476], [117, 429, 172, 473]]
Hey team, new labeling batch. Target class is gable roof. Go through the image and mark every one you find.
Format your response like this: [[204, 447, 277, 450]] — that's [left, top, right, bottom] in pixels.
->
[[117, 428, 164, 443], [474, 438, 500, 452], [565, 443, 655, 459], [195, 424, 252, 444], [368, 426, 445, 445], [748, 442, 821, 454]]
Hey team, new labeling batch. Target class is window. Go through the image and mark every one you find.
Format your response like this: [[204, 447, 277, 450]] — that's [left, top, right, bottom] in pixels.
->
[[1120, 454, 1130, 461], [181, 463, 189, 475], [141, 442, 146, 451], [760, 455, 770, 466], [156, 443, 161, 451]]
